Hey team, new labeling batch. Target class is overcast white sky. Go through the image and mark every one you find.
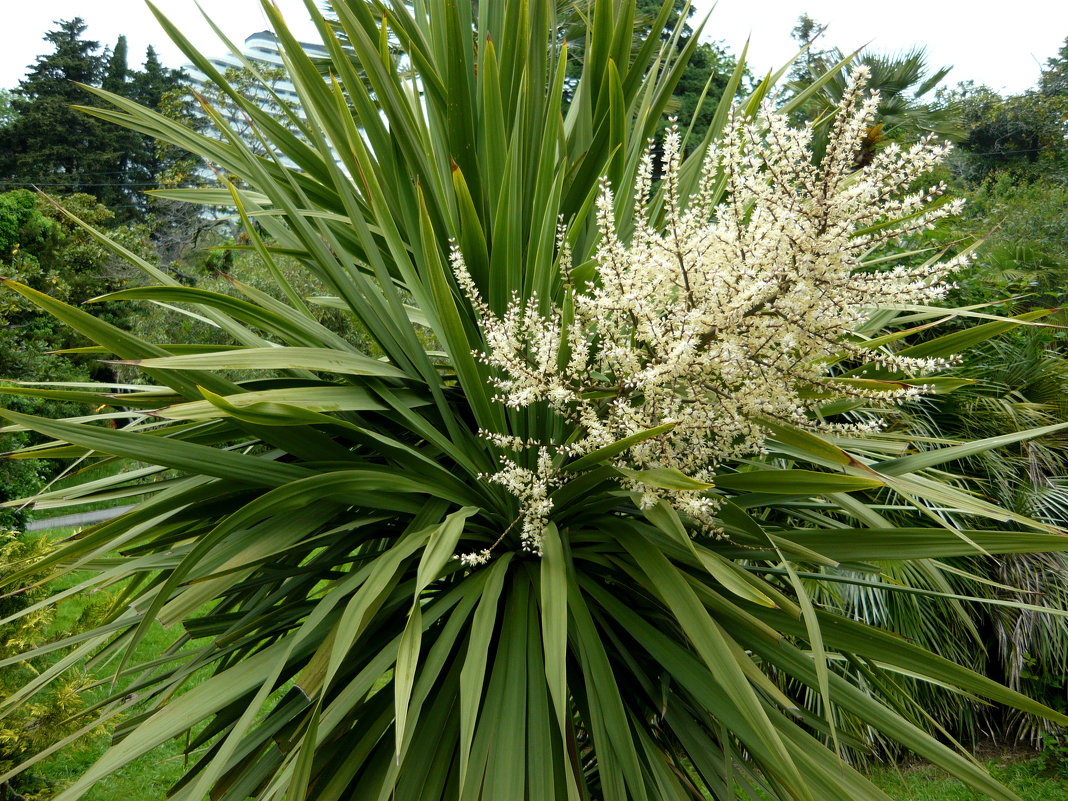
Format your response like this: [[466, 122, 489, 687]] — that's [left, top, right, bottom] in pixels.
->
[[2, 1, 1066, 96]]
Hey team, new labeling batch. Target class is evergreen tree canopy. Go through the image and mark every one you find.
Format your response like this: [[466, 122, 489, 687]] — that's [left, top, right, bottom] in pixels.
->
[[0, 19, 117, 196], [0, 90, 15, 127], [1040, 35, 1068, 97], [667, 39, 746, 147], [123, 47, 189, 208], [622, 0, 747, 145], [99, 35, 139, 216], [131, 46, 179, 109], [102, 34, 129, 94], [0, 23, 189, 215], [944, 34, 1068, 182], [636, 0, 692, 40]]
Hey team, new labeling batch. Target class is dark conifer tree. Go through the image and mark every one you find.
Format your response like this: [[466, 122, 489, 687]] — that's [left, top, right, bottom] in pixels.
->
[[0, 19, 117, 196], [127, 47, 190, 197], [102, 34, 129, 93], [99, 34, 140, 216], [0, 25, 191, 216]]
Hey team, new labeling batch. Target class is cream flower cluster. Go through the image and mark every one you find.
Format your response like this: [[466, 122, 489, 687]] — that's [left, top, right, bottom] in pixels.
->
[[453, 68, 966, 556]]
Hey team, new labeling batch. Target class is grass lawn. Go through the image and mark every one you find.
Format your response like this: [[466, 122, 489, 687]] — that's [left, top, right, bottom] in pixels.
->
[[33, 708, 196, 801], [869, 753, 1068, 800], [15, 528, 209, 801], [31, 624, 201, 801]]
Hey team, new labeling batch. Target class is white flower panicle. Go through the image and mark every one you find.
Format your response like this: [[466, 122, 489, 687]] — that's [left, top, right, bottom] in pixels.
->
[[454, 68, 967, 556]]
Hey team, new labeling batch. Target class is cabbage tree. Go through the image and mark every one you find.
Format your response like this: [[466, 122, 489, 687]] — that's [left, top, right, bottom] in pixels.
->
[[1, 2, 1066, 800]]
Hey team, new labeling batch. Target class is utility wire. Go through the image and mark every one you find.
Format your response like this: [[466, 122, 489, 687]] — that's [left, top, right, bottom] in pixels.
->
[[0, 181, 163, 188]]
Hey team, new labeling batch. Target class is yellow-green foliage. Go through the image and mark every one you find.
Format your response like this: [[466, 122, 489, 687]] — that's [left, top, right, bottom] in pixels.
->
[[0, 532, 96, 790]]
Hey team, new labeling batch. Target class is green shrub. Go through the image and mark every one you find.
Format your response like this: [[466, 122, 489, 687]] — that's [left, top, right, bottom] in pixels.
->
[[0, 532, 99, 799]]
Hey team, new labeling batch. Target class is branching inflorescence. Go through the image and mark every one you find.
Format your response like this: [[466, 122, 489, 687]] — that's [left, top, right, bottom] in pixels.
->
[[452, 68, 967, 562]]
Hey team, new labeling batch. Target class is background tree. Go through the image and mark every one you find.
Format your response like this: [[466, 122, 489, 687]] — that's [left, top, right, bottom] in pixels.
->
[[0, 189, 148, 527], [783, 14, 961, 167], [0, 189, 67, 530], [0, 23, 191, 216], [192, 63, 300, 160], [0, 90, 15, 128], [127, 47, 189, 189], [1040, 35, 1068, 97], [101, 34, 129, 94], [636, 0, 691, 39], [788, 12, 828, 85], [945, 84, 1067, 181], [670, 39, 745, 147], [98, 35, 143, 218], [0, 530, 100, 799], [0, 20, 118, 197], [943, 35, 1068, 182], [615, 0, 749, 145], [560, 0, 749, 145]]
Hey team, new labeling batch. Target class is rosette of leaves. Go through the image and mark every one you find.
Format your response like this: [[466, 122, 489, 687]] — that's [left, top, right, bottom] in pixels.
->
[[1, 2, 1067, 800]]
